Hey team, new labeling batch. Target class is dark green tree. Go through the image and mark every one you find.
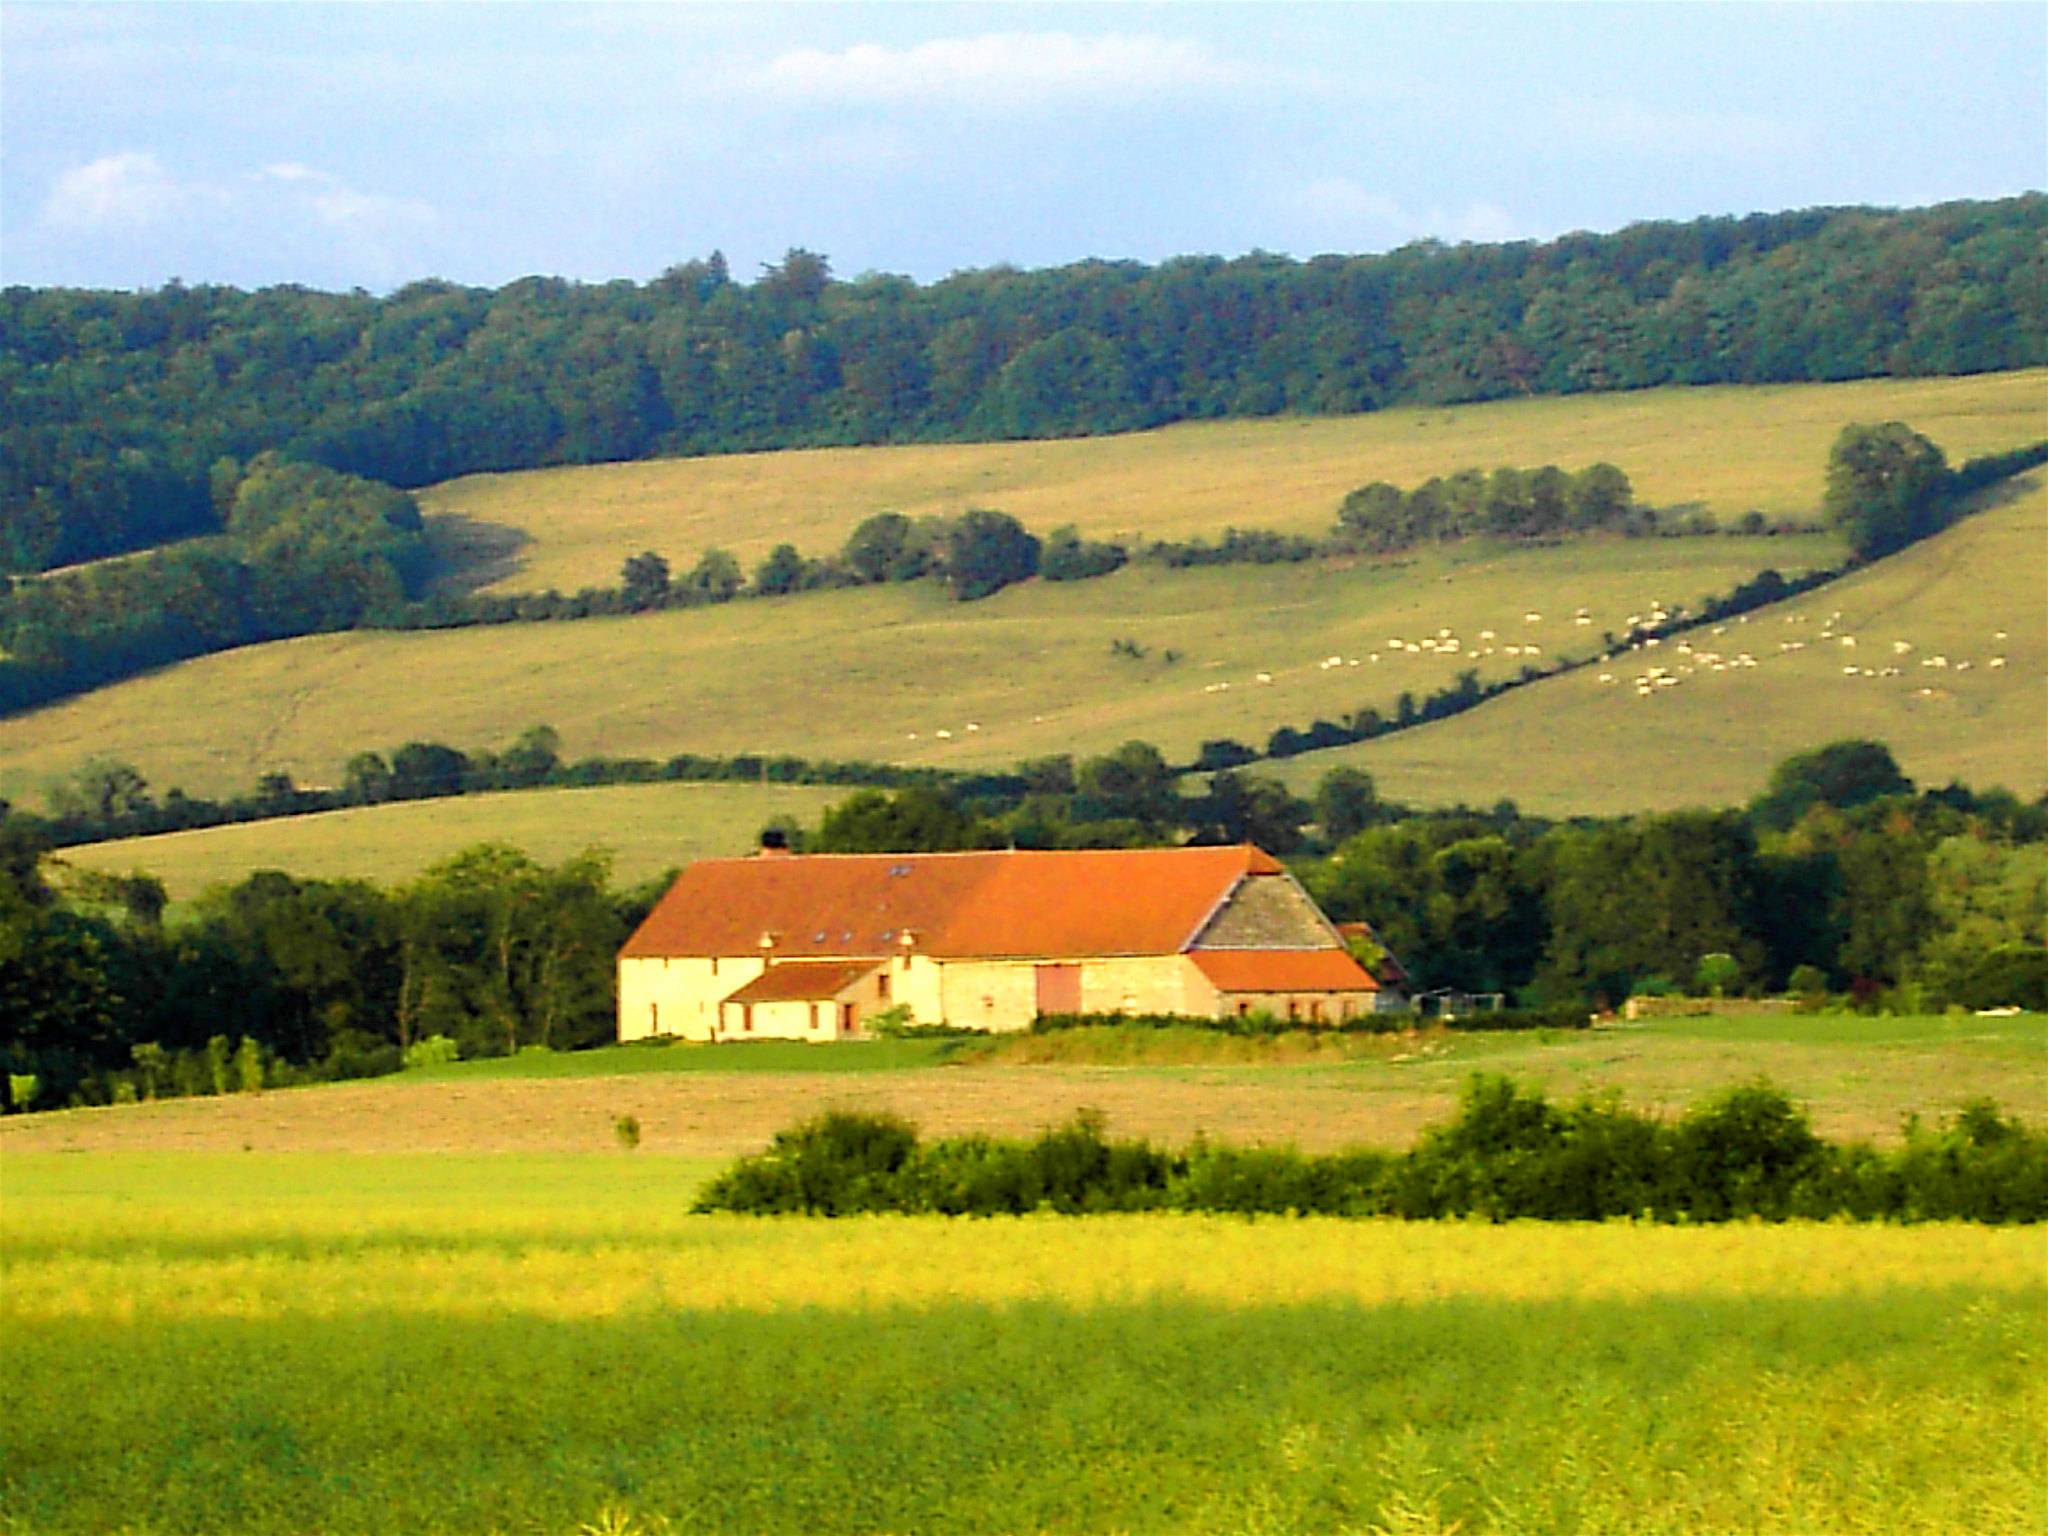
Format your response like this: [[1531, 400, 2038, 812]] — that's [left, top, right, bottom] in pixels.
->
[[1824, 421, 1951, 561]]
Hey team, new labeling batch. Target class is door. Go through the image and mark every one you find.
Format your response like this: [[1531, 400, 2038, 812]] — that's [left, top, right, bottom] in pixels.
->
[[1035, 963, 1082, 1016]]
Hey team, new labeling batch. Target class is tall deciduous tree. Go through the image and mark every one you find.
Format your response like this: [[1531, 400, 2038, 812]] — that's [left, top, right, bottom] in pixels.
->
[[1824, 421, 1951, 561]]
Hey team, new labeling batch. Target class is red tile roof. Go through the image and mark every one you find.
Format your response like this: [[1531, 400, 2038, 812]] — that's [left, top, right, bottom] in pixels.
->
[[621, 845, 1284, 961], [1190, 949, 1379, 993], [722, 960, 881, 1004]]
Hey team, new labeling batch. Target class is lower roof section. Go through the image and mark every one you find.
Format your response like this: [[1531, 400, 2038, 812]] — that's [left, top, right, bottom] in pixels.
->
[[1189, 948, 1379, 993], [720, 960, 881, 1004]]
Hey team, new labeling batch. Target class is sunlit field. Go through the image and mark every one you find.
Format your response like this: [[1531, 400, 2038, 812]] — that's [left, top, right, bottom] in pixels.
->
[[1276, 475, 2048, 811], [0, 531, 1837, 807], [3, 1152, 2042, 1535], [419, 369, 2048, 594], [60, 780, 845, 901]]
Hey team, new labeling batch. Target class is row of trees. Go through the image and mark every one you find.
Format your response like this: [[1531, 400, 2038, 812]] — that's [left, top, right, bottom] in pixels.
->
[[0, 835, 660, 1110], [783, 739, 2048, 1012], [7, 196, 2043, 571], [4, 740, 2044, 1110]]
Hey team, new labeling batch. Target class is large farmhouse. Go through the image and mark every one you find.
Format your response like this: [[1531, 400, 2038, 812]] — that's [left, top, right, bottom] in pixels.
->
[[618, 843, 1398, 1042]]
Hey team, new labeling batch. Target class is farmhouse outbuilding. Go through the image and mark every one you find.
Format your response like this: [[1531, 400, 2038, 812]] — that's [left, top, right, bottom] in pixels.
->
[[618, 843, 1398, 1042]]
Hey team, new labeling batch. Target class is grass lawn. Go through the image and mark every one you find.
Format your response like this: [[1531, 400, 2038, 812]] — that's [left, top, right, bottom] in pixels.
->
[[2, 1151, 2042, 1535], [419, 369, 2048, 594], [1276, 475, 2048, 811], [0, 528, 1840, 807], [59, 780, 846, 900]]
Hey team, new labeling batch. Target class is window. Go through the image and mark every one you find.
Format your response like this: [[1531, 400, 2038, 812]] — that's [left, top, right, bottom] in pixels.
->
[[841, 1003, 856, 1034], [650, 1002, 660, 1033], [710, 957, 719, 978], [742, 1004, 754, 1034], [810, 1003, 823, 1031], [1287, 999, 1300, 1022], [1309, 1000, 1325, 1024], [877, 971, 891, 1002], [1235, 1000, 1251, 1019]]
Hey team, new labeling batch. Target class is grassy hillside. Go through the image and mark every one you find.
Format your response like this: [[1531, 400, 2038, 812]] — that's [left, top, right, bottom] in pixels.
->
[[58, 781, 843, 900], [421, 370, 2048, 594], [0, 530, 1838, 805], [1276, 475, 2048, 812]]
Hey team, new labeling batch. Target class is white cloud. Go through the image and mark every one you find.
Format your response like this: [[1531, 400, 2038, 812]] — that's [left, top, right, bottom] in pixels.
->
[[33, 153, 440, 288], [39, 152, 211, 228], [759, 32, 1233, 108]]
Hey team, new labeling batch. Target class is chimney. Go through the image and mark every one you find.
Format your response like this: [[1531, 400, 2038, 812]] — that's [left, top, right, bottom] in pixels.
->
[[757, 828, 792, 857]]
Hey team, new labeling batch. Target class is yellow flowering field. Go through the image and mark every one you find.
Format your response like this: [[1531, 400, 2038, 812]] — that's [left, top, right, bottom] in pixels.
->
[[4, 1153, 2043, 1534]]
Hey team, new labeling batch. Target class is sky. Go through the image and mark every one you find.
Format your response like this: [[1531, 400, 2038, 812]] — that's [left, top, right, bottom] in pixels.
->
[[3, 2, 2043, 294]]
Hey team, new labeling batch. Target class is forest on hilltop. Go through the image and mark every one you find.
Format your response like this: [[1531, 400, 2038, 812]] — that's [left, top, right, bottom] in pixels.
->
[[4, 195, 2043, 573]]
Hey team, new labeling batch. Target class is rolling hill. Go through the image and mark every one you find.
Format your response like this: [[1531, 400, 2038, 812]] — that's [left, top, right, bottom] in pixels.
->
[[1274, 474, 2048, 814], [57, 781, 845, 901], [420, 370, 2048, 595], [6, 371, 2042, 832], [0, 530, 1840, 807]]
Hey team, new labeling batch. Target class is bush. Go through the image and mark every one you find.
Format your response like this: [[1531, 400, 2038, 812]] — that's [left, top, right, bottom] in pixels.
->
[[695, 1109, 923, 1216], [1664, 1083, 1827, 1220], [233, 1036, 265, 1094], [694, 1076, 2048, 1224], [403, 1034, 461, 1070]]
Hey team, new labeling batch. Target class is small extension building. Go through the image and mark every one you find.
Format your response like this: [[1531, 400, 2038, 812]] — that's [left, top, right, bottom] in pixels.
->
[[617, 842, 1398, 1043]]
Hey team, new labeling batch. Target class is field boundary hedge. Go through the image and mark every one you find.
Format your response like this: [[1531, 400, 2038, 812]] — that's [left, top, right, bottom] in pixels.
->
[[695, 1076, 2048, 1223]]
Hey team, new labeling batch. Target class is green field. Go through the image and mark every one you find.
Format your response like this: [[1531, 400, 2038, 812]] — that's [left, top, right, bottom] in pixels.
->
[[3, 1146, 2042, 1535], [8, 371, 2043, 823], [421, 369, 2048, 594], [1275, 474, 2048, 811], [0, 531, 1840, 807], [59, 781, 845, 900]]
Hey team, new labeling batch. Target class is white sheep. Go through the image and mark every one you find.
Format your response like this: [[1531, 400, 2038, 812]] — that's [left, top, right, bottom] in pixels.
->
[[1255, 672, 1273, 684], [935, 729, 953, 740]]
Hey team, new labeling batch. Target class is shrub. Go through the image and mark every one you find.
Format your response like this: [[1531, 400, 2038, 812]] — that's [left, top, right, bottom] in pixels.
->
[[233, 1036, 265, 1094], [695, 1109, 922, 1216], [7, 1074, 38, 1113], [696, 1077, 2046, 1224], [1665, 1083, 1827, 1220], [614, 1114, 641, 1151], [403, 1034, 461, 1070], [205, 1035, 233, 1096]]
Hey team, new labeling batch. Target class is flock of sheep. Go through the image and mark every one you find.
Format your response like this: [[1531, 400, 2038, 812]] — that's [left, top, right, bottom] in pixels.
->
[[897, 593, 2019, 748]]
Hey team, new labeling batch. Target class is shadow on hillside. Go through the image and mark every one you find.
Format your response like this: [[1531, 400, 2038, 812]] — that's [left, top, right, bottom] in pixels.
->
[[422, 514, 533, 596]]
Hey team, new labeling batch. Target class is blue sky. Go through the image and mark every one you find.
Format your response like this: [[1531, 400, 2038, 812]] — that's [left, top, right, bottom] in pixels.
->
[[3, 2, 2043, 293]]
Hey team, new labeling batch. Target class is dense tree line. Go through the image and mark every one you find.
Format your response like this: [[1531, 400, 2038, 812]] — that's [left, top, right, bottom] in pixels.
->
[[0, 831, 664, 1111], [6, 197, 2043, 572], [0, 455, 428, 713], [4, 739, 2044, 1111], [787, 739, 2048, 1012]]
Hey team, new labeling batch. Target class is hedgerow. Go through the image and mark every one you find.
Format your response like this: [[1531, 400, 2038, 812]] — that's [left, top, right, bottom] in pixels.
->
[[694, 1075, 2048, 1223]]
